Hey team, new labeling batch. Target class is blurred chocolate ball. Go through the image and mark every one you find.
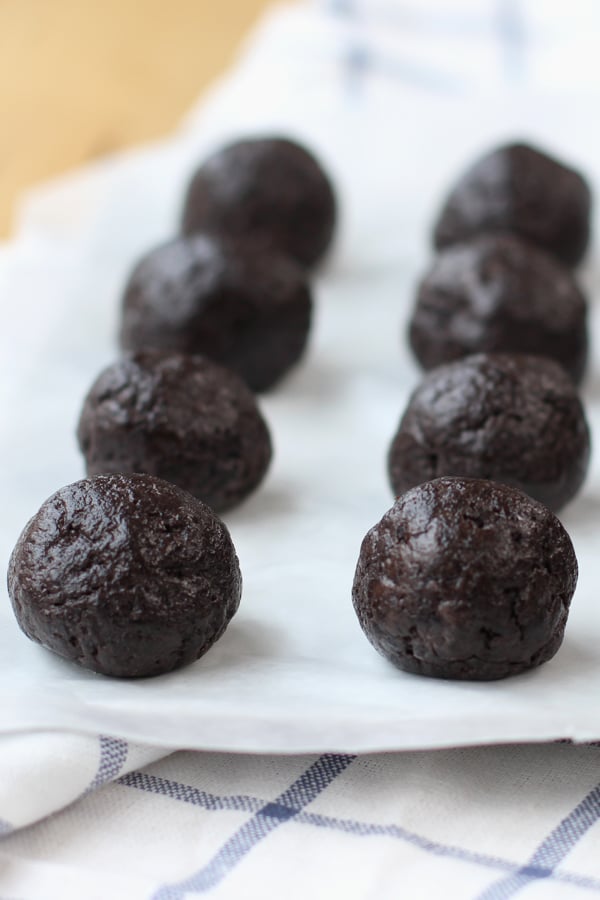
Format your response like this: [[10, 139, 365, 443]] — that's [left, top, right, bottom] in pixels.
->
[[409, 233, 588, 382], [181, 137, 336, 268], [120, 234, 312, 392], [433, 142, 591, 266]]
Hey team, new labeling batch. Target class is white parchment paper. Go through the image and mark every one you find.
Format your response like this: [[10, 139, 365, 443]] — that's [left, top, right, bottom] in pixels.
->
[[1, 5, 600, 752]]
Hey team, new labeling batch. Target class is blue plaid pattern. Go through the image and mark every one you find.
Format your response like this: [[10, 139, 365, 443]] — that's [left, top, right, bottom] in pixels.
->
[[326, 0, 530, 91], [495, 0, 526, 79], [1, 746, 600, 898], [331, 0, 467, 95], [477, 783, 600, 899], [110, 752, 600, 898], [150, 755, 355, 898], [86, 736, 129, 794]]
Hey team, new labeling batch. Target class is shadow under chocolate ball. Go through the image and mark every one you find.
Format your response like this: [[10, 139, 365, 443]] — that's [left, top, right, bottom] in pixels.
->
[[119, 234, 313, 393], [388, 353, 590, 513], [409, 233, 588, 383], [7, 473, 242, 678], [180, 136, 337, 268], [77, 351, 272, 513], [352, 477, 577, 681], [433, 142, 591, 266]]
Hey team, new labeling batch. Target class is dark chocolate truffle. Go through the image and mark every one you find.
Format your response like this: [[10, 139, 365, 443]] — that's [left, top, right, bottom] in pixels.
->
[[409, 233, 588, 382], [181, 137, 336, 268], [7, 473, 242, 678], [433, 142, 591, 265], [119, 234, 312, 393], [388, 353, 590, 512], [352, 477, 577, 681], [77, 351, 272, 512]]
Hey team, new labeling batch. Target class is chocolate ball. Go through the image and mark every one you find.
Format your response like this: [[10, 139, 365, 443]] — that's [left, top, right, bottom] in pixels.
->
[[181, 137, 336, 268], [433, 142, 591, 265], [119, 234, 312, 393], [352, 477, 577, 681], [7, 473, 242, 678], [77, 352, 272, 512], [409, 233, 588, 382], [388, 353, 590, 512]]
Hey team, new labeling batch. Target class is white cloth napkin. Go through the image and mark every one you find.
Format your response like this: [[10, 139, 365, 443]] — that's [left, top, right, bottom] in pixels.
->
[[2, 2, 600, 897], [2, 741, 600, 899]]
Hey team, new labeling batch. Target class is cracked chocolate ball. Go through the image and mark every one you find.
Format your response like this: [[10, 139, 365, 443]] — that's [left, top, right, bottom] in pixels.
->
[[409, 233, 588, 382], [433, 142, 591, 265], [7, 473, 242, 678], [77, 351, 272, 512], [181, 137, 337, 268], [119, 234, 313, 393], [388, 353, 590, 513], [352, 476, 577, 681]]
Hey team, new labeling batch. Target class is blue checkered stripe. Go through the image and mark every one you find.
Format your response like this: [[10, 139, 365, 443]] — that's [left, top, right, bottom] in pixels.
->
[[112, 752, 600, 899], [86, 735, 129, 794], [324, 0, 528, 92]]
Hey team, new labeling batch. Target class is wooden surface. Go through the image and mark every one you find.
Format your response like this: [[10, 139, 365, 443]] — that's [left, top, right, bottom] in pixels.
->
[[0, 0, 274, 236]]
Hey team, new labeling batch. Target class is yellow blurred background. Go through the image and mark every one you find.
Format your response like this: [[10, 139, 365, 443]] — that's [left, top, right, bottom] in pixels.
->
[[0, 0, 274, 236]]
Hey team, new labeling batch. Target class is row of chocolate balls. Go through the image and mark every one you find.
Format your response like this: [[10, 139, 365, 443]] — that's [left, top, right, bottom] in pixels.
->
[[127, 142, 591, 396], [9, 468, 577, 682], [83, 141, 593, 519], [7, 139, 592, 677], [77, 345, 590, 523], [352, 141, 591, 683], [395, 142, 593, 516], [121, 136, 335, 393], [7, 136, 339, 678], [103, 138, 592, 493], [80, 135, 341, 512]]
